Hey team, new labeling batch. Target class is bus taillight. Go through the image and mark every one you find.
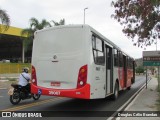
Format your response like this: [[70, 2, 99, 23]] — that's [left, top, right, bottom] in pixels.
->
[[32, 65, 37, 85], [77, 65, 88, 88]]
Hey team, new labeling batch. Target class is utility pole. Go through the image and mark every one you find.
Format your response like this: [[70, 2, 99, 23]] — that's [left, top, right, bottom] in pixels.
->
[[146, 67, 148, 89], [84, 7, 88, 24], [158, 66, 160, 91]]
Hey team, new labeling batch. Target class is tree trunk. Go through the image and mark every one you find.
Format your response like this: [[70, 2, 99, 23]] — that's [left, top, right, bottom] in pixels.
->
[[22, 40, 25, 63]]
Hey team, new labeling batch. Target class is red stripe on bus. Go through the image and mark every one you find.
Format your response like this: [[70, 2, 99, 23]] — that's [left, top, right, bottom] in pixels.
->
[[31, 83, 90, 99]]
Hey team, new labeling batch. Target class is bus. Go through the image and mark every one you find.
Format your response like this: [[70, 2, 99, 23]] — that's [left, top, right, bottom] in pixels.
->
[[31, 25, 135, 100]]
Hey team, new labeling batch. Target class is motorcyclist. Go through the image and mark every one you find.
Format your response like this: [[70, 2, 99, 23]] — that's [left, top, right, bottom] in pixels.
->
[[9, 67, 40, 105], [18, 67, 31, 94]]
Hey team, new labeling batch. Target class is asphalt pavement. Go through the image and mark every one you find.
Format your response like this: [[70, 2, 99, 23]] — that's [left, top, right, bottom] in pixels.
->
[[0, 75, 159, 120]]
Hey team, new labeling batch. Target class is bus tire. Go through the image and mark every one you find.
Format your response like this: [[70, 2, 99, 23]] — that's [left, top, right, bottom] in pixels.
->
[[112, 82, 119, 100], [127, 86, 131, 90], [131, 78, 135, 84]]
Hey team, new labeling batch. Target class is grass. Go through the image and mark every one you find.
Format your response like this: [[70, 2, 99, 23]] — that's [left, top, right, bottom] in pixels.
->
[[0, 63, 31, 74]]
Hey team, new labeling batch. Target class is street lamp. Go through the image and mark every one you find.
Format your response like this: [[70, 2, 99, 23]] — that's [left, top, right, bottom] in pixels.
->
[[84, 7, 88, 24]]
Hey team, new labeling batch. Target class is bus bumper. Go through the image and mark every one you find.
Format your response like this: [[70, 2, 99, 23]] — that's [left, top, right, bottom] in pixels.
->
[[31, 84, 90, 99]]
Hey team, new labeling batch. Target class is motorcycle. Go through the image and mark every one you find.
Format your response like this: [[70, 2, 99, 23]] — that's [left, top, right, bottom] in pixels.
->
[[8, 83, 41, 105]]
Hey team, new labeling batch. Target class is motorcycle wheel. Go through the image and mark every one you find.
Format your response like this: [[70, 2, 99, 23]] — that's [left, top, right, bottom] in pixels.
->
[[33, 94, 41, 100], [10, 91, 21, 105]]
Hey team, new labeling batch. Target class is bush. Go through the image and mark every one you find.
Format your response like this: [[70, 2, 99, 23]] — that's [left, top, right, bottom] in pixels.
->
[[0, 63, 31, 74], [136, 66, 144, 74]]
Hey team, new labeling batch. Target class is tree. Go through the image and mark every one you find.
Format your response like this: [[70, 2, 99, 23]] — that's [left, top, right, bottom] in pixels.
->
[[111, 0, 160, 48], [136, 66, 144, 74], [21, 18, 66, 63], [21, 17, 51, 63], [21, 27, 34, 63], [0, 8, 10, 32], [29, 18, 51, 31], [22, 18, 51, 39], [51, 19, 65, 26]]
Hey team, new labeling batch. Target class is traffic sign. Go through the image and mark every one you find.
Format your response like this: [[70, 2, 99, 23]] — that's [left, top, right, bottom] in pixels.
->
[[143, 61, 160, 66], [143, 51, 160, 66]]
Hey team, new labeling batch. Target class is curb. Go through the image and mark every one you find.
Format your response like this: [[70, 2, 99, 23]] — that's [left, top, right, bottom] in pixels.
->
[[0, 77, 18, 79], [0, 80, 9, 82], [0, 88, 7, 90], [108, 78, 151, 120]]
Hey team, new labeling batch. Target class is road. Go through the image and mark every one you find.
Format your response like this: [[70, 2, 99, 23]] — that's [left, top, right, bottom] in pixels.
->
[[0, 76, 146, 120]]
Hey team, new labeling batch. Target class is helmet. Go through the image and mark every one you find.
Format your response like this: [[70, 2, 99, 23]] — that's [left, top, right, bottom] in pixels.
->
[[22, 67, 29, 73]]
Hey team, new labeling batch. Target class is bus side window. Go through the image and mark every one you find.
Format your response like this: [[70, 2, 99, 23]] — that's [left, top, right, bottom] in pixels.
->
[[129, 58, 131, 69], [96, 38, 103, 51], [106, 47, 112, 69], [127, 58, 130, 69], [129, 58, 133, 69], [92, 35, 105, 65], [92, 35, 96, 49], [114, 49, 118, 67], [119, 52, 123, 67]]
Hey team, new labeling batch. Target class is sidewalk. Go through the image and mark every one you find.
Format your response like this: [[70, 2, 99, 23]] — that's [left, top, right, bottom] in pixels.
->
[[0, 73, 19, 79], [0, 74, 19, 89], [119, 77, 160, 120]]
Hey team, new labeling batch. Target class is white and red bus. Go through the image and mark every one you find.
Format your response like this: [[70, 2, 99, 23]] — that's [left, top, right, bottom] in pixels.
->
[[31, 25, 135, 100]]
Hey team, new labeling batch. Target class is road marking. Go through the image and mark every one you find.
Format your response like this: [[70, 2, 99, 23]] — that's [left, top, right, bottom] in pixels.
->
[[1, 97, 63, 111]]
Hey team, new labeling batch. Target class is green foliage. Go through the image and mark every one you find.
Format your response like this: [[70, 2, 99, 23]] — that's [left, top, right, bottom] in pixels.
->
[[111, 0, 160, 48], [136, 66, 144, 74], [29, 18, 51, 31], [21, 18, 52, 53], [51, 19, 65, 26], [0, 7, 10, 32], [0, 63, 31, 74]]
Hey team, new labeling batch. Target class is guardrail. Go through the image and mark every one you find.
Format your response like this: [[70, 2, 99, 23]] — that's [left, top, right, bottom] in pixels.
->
[[0, 63, 31, 74]]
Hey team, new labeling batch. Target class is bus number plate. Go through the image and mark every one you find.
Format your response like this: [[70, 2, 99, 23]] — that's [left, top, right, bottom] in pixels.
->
[[51, 82, 60, 87]]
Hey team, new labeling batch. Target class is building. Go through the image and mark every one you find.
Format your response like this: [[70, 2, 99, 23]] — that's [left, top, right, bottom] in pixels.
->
[[0, 24, 31, 63]]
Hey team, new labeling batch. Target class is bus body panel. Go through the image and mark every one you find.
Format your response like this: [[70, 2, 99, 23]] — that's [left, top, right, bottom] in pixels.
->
[[31, 83, 90, 99], [113, 67, 119, 89], [32, 26, 88, 90], [89, 64, 106, 99], [119, 67, 125, 89], [126, 69, 133, 88], [31, 25, 135, 99]]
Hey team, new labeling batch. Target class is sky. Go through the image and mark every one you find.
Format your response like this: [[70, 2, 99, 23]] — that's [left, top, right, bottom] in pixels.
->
[[0, 0, 159, 59]]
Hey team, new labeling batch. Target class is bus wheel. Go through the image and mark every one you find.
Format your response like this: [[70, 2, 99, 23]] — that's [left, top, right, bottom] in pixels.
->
[[131, 78, 135, 84], [127, 86, 131, 90], [112, 82, 119, 100]]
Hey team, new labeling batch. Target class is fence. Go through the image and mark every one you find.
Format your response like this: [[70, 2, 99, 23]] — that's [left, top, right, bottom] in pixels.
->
[[0, 63, 31, 74]]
